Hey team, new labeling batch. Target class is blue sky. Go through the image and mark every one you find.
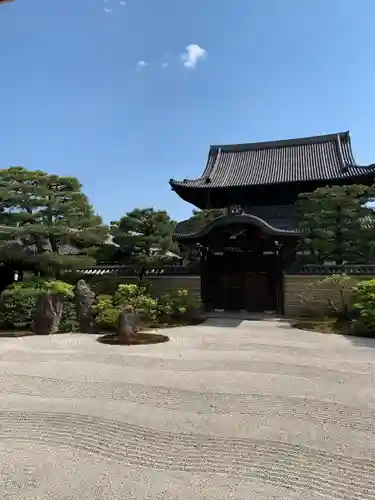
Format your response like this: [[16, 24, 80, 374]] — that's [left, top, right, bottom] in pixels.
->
[[1, 0, 375, 223]]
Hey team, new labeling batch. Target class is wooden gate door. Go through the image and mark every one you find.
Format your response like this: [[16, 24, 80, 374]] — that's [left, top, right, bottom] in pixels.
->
[[245, 272, 269, 312], [217, 273, 245, 310]]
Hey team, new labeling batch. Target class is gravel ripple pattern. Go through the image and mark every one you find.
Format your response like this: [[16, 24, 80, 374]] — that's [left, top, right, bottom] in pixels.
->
[[1, 374, 375, 434], [0, 410, 375, 500], [0, 319, 375, 499]]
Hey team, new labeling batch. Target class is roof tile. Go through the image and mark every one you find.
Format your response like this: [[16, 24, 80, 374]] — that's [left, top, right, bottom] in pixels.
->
[[170, 132, 375, 189]]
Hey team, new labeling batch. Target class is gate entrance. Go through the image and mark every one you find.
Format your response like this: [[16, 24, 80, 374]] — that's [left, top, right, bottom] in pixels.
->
[[201, 248, 281, 313], [178, 214, 296, 316]]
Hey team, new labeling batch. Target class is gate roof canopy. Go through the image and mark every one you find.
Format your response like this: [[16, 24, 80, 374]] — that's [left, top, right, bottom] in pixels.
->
[[174, 213, 300, 242]]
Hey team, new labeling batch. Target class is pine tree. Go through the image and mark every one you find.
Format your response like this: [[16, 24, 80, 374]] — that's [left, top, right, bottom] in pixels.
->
[[0, 166, 108, 277], [177, 208, 225, 262], [111, 208, 177, 278], [296, 184, 375, 264]]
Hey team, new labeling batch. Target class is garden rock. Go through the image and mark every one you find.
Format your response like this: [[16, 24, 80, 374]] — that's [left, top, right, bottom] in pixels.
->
[[33, 293, 63, 335], [75, 279, 96, 333], [116, 310, 139, 344]]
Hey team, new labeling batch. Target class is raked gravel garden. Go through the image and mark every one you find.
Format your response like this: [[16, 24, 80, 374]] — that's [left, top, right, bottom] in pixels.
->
[[0, 315, 375, 499]]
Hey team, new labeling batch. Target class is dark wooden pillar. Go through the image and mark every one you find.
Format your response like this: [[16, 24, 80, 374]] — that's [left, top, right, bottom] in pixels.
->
[[200, 248, 212, 311], [275, 244, 285, 315]]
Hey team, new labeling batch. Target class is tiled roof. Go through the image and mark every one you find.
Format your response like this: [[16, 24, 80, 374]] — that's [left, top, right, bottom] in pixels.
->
[[245, 205, 297, 231], [75, 265, 195, 276], [170, 132, 375, 189]]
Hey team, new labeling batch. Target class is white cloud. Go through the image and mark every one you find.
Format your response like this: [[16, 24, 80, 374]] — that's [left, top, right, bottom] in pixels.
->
[[162, 62, 169, 69], [136, 60, 148, 68], [181, 44, 207, 69], [104, 8, 112, 13], [119, 1, 127, 5]]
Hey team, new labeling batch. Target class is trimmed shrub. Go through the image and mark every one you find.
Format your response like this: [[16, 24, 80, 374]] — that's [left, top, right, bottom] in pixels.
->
[[60, 299, 79, 332], [114, 284, 159, 322], [92, 284, 200, 331], [353, 279, 375, 332], [92, 295, 120, 330], [0, 279, 76, 331], [157, 288, 201, 321], [8, 278, 74, 298], [0, 286, 39, 329]]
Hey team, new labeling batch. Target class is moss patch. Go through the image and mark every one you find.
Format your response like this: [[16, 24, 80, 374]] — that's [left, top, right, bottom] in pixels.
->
[[290, 318, 340, 334], [290, 317, 374, 337], [97, 332, 170, 346]]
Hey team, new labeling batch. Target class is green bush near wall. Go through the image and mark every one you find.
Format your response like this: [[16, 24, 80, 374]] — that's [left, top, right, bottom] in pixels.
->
[[288, 274, 375, 337], [0, 278, 201, 333], [353, 279, 375, 332], [0, 286, 39, 329], [93, 284, 201, 330], [69, 275, 202, 298], [0, 279, 78, 332]]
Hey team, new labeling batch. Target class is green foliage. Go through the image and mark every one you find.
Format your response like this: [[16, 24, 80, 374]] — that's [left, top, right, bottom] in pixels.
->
[[60, 300, 79, 333], [44, 280, 74, 298], [178, 209, 225, 261], [0, 286, 39, 329], [113, 284, 144, 304], [353, 279, 375, 331], [110, 208, 177, 278], [92, 295, 120, 330], [157, 289, 201, 318], [92, 284, 200, 330], [190, 209, 225, 227], [93, 294, 113, 312], [0, 166, 109, 277], [10, 278, 74, 298], [299, 274, 355, 318], [296, 184, 375, 264], [114, 284, 159, 321], [0, 279, 77, 331]]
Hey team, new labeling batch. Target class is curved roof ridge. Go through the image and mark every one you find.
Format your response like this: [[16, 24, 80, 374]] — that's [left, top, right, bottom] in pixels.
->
[[210, 131, 350, 153], [169, 130, 375, 193], [174, 213, 300, 240]]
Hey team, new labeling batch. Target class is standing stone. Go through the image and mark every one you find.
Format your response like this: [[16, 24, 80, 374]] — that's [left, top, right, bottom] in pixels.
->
[[116, 307, 139, 344], [75, 279, 96, 333], [33, 293, 63, 335]]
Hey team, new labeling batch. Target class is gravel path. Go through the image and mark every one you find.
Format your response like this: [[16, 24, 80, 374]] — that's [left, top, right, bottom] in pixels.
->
[[0, 317, 375, 499]]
